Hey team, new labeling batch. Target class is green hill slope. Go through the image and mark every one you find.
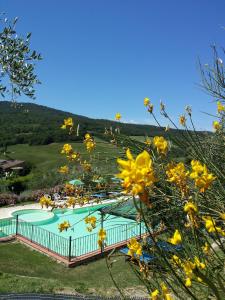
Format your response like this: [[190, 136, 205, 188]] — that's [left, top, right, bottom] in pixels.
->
[[0, 101, 182, 146]]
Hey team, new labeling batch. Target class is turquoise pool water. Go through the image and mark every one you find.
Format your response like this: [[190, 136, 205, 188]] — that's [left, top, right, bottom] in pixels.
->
[[1, 204, 146, 257]]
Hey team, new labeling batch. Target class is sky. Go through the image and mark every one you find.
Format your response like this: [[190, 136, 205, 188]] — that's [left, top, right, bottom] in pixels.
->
[[1, 0, 225, 130]]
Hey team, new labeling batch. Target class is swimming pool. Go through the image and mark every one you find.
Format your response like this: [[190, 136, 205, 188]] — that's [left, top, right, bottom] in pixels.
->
[[1, 204, 146, 258]]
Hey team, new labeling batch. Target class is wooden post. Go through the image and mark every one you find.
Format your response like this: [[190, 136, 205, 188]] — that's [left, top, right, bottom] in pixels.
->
[[68, 236, 72, 261]]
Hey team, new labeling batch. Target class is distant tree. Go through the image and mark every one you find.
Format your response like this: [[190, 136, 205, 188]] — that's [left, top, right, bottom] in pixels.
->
[[0, 14, 42, 101]]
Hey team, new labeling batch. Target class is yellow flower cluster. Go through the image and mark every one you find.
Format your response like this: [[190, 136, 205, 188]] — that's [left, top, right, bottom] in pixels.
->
[[127, 237, 142, 257], [217, 101, 225, 113], [115, 112, 121, 121], [179, 115, 186, 126], [144, 97, 150, 106], [97, 228, 106, 248], [64, 183, 76, 195], [84, 133, 96, 152], [39, 196, 54, 208], [172, 255, 206, 287], [184, 201, 198, 228], [213, 120, 222, 131], [144, 137, 151, 146], [117, 149, 157, 197], [85, 216, 97, 232], [61, 144, 80, 161], [168, 229, 182, 245], [202, 216, 225, 236], [61, 143, 73, 155], [58, 221, 71, 232], [61, 117, 73, 129], [190, 160, 216, 193], [166, 162, 189, 197], [143, 97, 154, 113], [153, 136, 168, 156], [82, 160, 92, 172], [151, 283, 173, 300], [58, 165, 69, 174], [66, 197, 76, 208]]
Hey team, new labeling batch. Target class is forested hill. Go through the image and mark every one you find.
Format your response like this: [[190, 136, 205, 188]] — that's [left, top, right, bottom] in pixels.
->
[[0, 101, 184, 146]]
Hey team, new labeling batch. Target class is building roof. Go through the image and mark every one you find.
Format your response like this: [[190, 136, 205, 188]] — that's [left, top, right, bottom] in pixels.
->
[[0, 160, 24, 170]]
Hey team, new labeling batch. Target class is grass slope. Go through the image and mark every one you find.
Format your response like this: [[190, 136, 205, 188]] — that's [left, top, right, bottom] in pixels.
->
[[0, 242, 143, 296], [0, 101, 184, 146]]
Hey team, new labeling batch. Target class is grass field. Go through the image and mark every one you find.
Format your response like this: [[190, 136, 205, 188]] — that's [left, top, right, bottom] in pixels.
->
[[0, 138, 122, 174], [0, 139, 126, 190], [0, 242, 145, 297]]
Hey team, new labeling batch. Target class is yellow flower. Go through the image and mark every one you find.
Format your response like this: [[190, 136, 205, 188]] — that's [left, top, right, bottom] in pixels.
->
[[150, 289, 159, 300], [179, 115, 186, 126], [148, 104, 154, 113], [85, 216, 97, 231], [185, 277, 192, 287], [190, 160, 216, 193], [115, 113, 121, 121], [82, 160, 92, 172], [144, 97, 150, 106], [67, 197, 76, 208], [61, 117, 73, 129], [168, 230, 182, 245], [127, 238, 142, 257], [172, 255, 182, 265], [202, 216, 216, 232], [213, 120, 221, 131], [64, 183, 75, 194], [217, 101, 225, 113], [58, 165, 69, 174], [202, 242, 210, 254], [117, 149, 157, 197], [39, 196, 53, 208], [86, 140, 96, 152], [58, 221, 70, 232], [97, 228, 106, 247], [144, 137, 151, 146], [194, 256, 206, 269], [166, 162, 189, 196], [61, 144, 73, 155], [153, 136, 168, 156], [85, 133, 91, 139], [220, 212, 225, 220], [67, 152, 79, 161], [83, 133, 96, 152], [161, 283, 173, 300], [184, 201, 198, 214]]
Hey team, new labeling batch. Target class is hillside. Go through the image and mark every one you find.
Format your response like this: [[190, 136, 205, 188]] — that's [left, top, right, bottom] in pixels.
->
[[0, 101, 185, 146]]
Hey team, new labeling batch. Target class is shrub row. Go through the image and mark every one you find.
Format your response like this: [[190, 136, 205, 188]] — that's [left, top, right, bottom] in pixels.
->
[[0, 185, 63, 207]]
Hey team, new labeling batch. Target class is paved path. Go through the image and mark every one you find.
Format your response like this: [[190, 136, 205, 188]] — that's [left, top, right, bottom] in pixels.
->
[[0, 197, 122, 220]]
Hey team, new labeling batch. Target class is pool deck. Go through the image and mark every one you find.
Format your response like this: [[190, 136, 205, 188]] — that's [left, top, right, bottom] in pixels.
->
[[0, 198, 120, 220]]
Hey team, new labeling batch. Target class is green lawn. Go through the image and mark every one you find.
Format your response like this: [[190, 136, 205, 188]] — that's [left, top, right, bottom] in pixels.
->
[[0, 242, 145, 296], [0, 140, 123, 190], [0, 139, 121, 175]]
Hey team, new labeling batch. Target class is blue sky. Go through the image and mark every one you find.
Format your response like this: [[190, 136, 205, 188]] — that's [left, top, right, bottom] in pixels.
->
[[1, 0, 225, 130]]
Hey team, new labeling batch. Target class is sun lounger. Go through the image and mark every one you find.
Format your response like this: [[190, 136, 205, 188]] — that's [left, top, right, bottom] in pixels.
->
[[53, 193, 61, 201]]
